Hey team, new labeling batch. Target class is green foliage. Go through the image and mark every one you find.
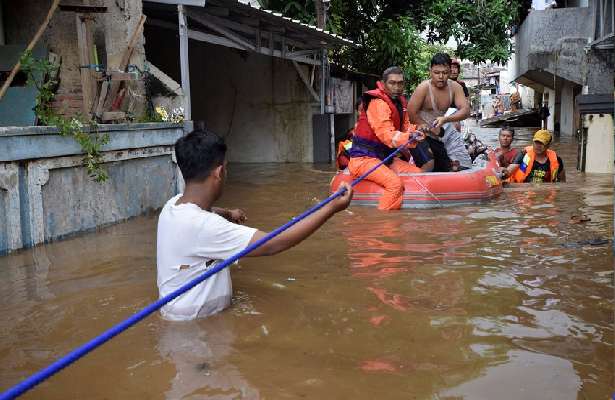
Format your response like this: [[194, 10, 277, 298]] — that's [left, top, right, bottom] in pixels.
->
[[334, 16, 452, 91], [262, 0, 317, 25], [20, 51, 109, 182], [423, 0, 527, 64], [263, 0, 529, 79]]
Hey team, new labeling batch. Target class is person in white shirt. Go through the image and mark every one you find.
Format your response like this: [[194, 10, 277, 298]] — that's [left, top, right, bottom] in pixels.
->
[[157, 129, 353, 321]]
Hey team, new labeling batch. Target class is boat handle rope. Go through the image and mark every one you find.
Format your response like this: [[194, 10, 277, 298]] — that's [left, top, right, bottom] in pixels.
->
[[411, 175, 442, 207], [0, 135, 422, 400]]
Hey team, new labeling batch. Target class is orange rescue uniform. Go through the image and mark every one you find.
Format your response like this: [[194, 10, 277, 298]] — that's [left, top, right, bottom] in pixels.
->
[[348, 83, 421, 210]]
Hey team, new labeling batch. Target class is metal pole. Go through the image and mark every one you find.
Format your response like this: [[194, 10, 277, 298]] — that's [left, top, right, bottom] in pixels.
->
[[0, 1, 5, 45], [320, 49, 325, 114], [178, 5, 192, 121]]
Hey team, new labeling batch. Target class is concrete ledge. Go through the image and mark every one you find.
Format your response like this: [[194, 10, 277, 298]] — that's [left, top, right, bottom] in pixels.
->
[[0, 123, 184, 254], [0, 122, 183, 161], [514, 7, 592, 86]]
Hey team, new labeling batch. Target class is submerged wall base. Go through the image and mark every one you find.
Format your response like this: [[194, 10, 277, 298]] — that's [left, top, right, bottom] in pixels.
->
[[0, 123, 184, 254]]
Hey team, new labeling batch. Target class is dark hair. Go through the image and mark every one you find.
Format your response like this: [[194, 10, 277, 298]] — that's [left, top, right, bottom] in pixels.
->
[[500, 126, 515, 138], [382, 66, 404, 82], [175, 129, 227, 182], [430, 53, 452, 67]]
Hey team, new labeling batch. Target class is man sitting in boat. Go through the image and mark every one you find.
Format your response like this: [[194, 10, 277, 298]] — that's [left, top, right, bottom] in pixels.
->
[[501, 129, 566, 183], [495, 126, 519, 168], [408, 53, 471, 172], [347, 66, 423, 211]]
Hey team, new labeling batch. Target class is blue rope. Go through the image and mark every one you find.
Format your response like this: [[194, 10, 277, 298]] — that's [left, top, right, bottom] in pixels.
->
[[0, 138, 414, 400]]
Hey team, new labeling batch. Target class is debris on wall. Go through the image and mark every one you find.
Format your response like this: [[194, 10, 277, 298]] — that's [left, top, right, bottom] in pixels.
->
[[1, 0, 148, 124]]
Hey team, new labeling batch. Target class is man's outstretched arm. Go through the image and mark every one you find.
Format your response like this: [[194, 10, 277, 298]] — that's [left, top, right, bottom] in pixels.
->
[[247, 183, 353, 256]]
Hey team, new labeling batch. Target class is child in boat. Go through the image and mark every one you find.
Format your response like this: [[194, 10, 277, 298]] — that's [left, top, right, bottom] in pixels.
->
[[157, 129, 353, 321]]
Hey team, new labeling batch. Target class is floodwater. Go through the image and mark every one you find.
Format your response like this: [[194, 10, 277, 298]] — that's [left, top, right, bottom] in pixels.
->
[[0, 127, 613, 399]]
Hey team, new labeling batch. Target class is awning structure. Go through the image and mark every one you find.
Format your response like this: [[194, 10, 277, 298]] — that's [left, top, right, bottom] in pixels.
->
[[143, 0, 355, 119], [144, 0, 353, 65]]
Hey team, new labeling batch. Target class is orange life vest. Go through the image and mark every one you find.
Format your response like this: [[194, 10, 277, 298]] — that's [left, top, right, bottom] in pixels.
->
[[511, 146, 560, 183], [348, 82, 406, 161]]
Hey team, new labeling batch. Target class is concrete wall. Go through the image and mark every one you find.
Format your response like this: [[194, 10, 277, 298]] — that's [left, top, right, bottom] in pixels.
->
[[584, 114, 614, 174], [514, 5, 614, 95], [144, 26, 316, 163], [2, 0, 146, 117], [560, 82, 575, 136], [544, 88, 556, 131], [586, 48, 615, 94], [0, 123, 183, 254], [519, 85, 536, 109], [514, 7, 592, 88]]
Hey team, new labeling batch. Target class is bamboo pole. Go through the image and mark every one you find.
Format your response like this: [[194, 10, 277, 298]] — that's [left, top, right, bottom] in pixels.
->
[[0, 0, 61, 101]]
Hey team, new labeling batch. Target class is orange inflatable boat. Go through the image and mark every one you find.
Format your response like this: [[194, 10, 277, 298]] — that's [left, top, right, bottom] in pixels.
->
[[330, 150, 503, 208]]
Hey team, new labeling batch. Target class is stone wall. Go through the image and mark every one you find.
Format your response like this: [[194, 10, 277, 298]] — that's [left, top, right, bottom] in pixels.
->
[[2, 0, 146, 117], [0, 123, 183, 254]]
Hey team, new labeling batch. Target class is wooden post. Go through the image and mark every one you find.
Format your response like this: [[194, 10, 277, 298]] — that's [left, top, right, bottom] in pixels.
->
[[102, 15, 146, 111], [178, 5, 191, 121], [320, 48, 326, 114], [76, 14, 96, 116], [0, 0, 61, 101], [329, 113, 335, 163]]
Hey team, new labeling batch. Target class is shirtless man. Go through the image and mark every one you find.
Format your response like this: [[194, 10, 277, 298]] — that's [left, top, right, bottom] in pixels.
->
[[408, 53, 471, 172]]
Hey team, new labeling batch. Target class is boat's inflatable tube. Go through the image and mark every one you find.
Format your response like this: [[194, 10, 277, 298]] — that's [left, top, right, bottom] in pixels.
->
[[330, 150, 503, 208]]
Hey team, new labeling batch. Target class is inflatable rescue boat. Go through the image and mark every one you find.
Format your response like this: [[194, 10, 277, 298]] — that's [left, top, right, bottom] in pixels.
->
[[330, 150, 503, 208]]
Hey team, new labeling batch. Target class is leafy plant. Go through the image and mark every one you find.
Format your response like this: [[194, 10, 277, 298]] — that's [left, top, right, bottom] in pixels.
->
[[423, 0, 528, 64], [265, 0, 530, 74], [20, 50, 110, 182]]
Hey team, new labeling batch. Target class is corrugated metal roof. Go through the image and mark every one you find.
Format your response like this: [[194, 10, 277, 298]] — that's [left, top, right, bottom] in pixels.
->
[[144, 0, 355, 47]]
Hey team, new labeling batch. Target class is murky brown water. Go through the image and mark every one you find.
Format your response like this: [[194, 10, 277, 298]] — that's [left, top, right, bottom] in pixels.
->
[[1, 127, 613, 399]]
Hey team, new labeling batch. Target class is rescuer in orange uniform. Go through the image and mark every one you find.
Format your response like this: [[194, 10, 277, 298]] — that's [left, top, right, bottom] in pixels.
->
[[347, 66, 423, 210]]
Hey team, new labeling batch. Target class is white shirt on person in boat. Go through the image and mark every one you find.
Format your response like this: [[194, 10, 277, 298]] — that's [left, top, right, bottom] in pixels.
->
[[157, 194, 257, 321]]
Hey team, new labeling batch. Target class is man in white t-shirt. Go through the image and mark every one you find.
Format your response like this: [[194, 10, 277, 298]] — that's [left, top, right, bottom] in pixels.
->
[[157, 129, 353, 321]]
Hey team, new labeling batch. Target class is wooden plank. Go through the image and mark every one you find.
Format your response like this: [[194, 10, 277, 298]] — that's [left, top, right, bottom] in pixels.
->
[[0, 0, 60, 101], [147, 18, 322, 66], [292, 61, 319, 103], [95, 71, 137, 81], [188, 11, 255, 51], [94, 81, 109, 118], [147, 63, 183, 96], [189, 9, 310, 49], [59, 4, 107, 13], [76, 14, 97, 116], [101, 111, 126, 121], [102, 15, 146, 111], [178, 5, 191, 120], [144, 0, 206, 5]]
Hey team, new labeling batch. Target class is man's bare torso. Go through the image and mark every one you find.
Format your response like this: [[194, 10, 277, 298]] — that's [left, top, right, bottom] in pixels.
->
[[415, 80, 458, 125]]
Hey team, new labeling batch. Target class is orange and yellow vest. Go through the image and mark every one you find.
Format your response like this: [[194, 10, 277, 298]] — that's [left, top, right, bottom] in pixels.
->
[[511, 146, 560, 183]]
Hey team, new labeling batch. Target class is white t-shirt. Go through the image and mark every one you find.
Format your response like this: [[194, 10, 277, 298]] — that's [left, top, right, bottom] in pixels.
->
[[156, 194, 257, 321]]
